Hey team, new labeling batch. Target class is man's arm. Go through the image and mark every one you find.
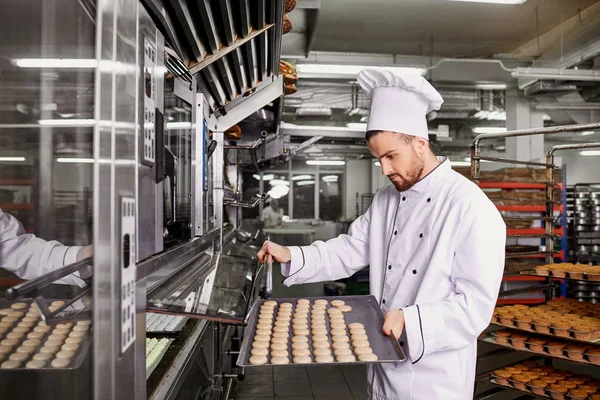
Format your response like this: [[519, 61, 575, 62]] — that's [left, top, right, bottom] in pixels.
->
[[278, 204, 372, 286], [0, 209, 87, 286], [401, 199, 505, 361]]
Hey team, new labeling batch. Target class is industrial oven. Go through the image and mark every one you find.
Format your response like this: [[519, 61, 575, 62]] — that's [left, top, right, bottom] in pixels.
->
[[0, 0, 285, 399]]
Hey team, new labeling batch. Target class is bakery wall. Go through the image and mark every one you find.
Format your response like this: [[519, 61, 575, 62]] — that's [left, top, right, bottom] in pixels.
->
[[559, 150, 600, 184]]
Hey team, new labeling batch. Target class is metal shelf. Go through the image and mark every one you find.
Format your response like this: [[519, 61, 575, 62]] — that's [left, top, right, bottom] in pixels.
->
[[480, 333, 600, 368], [479, 182, 562, 190]]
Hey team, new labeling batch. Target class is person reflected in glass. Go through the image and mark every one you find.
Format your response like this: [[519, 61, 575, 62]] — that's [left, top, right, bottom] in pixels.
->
[[261, 199, 283, 229]]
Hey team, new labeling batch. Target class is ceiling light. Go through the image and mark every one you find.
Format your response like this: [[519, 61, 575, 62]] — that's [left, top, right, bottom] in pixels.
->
[[0, 157, 26, 162], [296, 64, 427, 79], [512, 67, 600, 82], [581, 131, 596, 136], [38, 119, 96, 127], [374, 161, 381, 167], [450, 161, 472, 167], [447, 0, 526, 4], [464, 157, 491, 163], [580, 150, 600, 156], [306, 160, 346, 166], [292, 175, 313, 181], [321, 175, 339, 182], [165, 122, 192, 130], [496, 145, 506, 151], [472, 127, 507, 134], [14, 58, 98, 68], [346, 123, 368, 131], [269, 179, 289, 186], [56, 158, 95, 163], [253, 174, 275, 181], [268, 185, 290, 199], [297, 180, 315, 186], [475, 83, 508, 90]]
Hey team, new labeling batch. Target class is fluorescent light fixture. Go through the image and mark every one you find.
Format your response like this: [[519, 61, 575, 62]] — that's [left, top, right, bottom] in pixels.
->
[[475, 83, 508, 90], [496, 145, 506, 151], [472, 110, 506, 121], [292, 175, 313, 181], [346, 123, 368, 131], [306, 160, 346, 166], [580, 150, 600, 156], [38, 119, 96, 127], [321, 175, 339, 182], [166, 122, 192, 130], [297, 180, 315, 186], [14, 58, 98, 68], [269, 179, 289, 186], [447, 0, 526, 4], [581, 131, 596, 136], [253, 174, 275, 181], [0, 157, 26, 162], [296, 64, 427, 79], [512, 67, 600, 82], [464, 157, 491, 163], [374, 161, 381, 167], [450, 161, 472, 167], [56, 157, 95, 163], [268, 185, 290, 199], [472, 127, 507, 134]]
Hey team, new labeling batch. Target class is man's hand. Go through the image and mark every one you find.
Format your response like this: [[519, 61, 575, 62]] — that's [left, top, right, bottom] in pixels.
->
[[382, 309, 405, 339], [77, 245, 93, 261], [257, 241, 292, 264]]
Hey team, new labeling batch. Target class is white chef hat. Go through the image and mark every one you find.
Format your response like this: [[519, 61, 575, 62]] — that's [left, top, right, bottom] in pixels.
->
[[358, 69, 444, 140]]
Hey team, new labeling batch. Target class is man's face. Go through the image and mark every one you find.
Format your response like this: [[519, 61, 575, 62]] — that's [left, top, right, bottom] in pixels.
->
[[367, 131, 426, 192]]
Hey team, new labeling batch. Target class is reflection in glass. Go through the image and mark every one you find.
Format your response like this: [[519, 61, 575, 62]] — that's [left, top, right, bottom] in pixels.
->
[[320, 174, 343, 221], [293, 174, 315, 219]]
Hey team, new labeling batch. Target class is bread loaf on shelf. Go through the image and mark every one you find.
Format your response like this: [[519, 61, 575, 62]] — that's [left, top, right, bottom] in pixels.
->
[[283, 14, 292, 34], [285, 0, 296, 13]]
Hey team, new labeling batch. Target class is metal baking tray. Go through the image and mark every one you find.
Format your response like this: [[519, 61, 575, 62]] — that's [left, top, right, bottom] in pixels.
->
[[237, 295, 406, 367]]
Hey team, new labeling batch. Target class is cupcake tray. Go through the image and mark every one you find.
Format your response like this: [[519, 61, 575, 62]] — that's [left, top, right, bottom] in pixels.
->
[[0, 301, 91, 370], [478, 361, 600, 400], [480, 331, 600, 367], [521, 269, 600, 282], [490, 319, 600, 345], [237, 295, 406, 368]]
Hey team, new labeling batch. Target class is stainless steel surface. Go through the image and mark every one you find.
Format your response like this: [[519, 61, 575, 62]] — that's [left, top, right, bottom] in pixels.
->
[[472, 122, 600, 147], [193, 94, 209, 236], [94, 0, 143, 398], [148, 319, 210, 400], [547, 141, 600, 156], [212, 131, 225, 247], [237, 296, 406, 367]]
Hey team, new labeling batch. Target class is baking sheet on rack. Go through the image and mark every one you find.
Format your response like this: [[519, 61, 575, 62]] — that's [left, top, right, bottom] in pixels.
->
[[237, 295, 405, 367]]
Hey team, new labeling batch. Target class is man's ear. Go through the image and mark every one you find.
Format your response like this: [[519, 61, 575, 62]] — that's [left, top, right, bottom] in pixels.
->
[[413, 136, 429, 156]]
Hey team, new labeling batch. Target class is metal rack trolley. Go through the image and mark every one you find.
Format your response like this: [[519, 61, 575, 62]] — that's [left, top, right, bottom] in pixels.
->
[[470, 123, 600, 399]]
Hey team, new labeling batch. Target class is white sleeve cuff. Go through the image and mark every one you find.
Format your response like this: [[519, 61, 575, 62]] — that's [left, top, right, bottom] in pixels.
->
[[64, 246, 82, 266], [282, 246, 306, 285], [402, 305, 424, 362]]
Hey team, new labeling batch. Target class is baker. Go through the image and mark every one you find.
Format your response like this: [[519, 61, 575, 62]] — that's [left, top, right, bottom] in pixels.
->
[[0, 206, 92, 286], [257, 69, 506, 399]]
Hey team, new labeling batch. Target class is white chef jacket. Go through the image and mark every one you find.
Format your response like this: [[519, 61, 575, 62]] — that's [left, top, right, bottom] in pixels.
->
[[0, 207, 86, 286], [282, 157, 506, 400]]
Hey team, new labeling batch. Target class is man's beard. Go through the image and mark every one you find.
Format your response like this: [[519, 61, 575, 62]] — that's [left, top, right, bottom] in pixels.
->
[[387, 153, 425, 192]]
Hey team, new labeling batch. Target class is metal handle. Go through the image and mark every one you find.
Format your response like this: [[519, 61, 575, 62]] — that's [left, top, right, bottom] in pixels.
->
[[206, 140, 218, 160], [259, 254, 273, 299], [165, 147, 177, 225], [6, 257, 92, 301]]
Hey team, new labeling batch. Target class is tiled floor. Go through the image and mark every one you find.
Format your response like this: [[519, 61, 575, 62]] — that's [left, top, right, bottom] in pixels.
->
[[234, 264, 367, 400]]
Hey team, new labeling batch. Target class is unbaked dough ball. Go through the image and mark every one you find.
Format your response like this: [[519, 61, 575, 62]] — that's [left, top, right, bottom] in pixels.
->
[[253, 335, 270, 343], [270, 343, 287, 351], [354, 346, 373, 355], [1, 360, 21, 369], [271, 356, 289, 365], [332, 335, 349, 343], [352, 339, 370, 348], [313, 341, 330, 349], [249, 356, 268, 365], [351, 333, 368, 341], [330, 323, 346, 330], [358, 353, 378, 362], [252, 341, 269, 349], [293, 355, 312, 364], [313, 348, 331, 357], [312, 335, 328, 342], [296, 299, 310, 305], [292, 348, 310, 357], [339, 305, 352, 313], [271, 349, 288, 358], [334, 347, 353, 356], [274, 320, 289, 328], [272, 331, 289, 339], [314, 299, 328, 306], [332, 341, 350, 350], [331, 300, 345, 307], [336, 354, 356, 363], [9, 352, 28, 362], [348, 323, 364, 330], [0, 309, 12, 316], [293, 328, 309, 336], [250, 348, 268, 356], [350, 328, 366, 336], [273, 326, 289, 333], [330, 328, 346, 337], [291, 336, 308, 343], [33, 352, 53, 361], [279, 303, 293, 309], [311, 327, 327, 336], [292, 342, 309, 350], [51, 358, 71, 368], [26, 360, 46, 369], [264, 300, 277, 307], [271, 337, 287, 344], [315, 355, 334, 363], [10, 303, 27, 310], [51, 301, 65, 308], [62, 343, 80, 352]]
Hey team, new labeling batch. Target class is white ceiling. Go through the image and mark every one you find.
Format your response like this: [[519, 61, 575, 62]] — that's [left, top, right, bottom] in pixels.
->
[[311, 0, 600, 57]]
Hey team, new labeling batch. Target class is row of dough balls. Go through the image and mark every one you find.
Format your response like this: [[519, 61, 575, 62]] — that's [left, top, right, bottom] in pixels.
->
[[249, 299, 376, 364]]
